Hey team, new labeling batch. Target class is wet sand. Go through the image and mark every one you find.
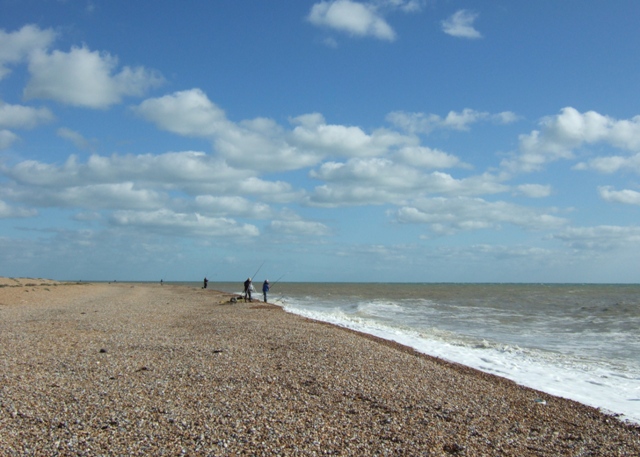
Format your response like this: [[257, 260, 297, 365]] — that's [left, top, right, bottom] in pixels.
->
[[0, 279, 638, 455]]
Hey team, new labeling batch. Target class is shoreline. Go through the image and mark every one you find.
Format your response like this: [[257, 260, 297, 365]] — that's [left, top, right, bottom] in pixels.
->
[[1, 280, 638, 455]]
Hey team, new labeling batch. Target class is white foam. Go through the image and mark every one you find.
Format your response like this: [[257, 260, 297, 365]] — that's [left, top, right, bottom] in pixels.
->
[[278, 299, 640, 424]]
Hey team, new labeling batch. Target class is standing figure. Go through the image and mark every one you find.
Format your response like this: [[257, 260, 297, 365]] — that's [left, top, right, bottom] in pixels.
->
[[203, 277, 208, 289], [262, 280, 270, 302], [243, 277, 252, 302]]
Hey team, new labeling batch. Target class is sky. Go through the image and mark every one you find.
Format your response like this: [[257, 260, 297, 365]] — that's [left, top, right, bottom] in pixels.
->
[[1, 0, 640, 283]]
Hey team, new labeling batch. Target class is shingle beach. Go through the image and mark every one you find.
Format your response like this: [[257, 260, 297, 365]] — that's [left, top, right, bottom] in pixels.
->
[[1, 279, 638, 456]]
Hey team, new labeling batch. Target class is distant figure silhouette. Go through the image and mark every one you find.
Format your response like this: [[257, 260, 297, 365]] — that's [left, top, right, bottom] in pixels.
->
[[244, 278, 252, 302]]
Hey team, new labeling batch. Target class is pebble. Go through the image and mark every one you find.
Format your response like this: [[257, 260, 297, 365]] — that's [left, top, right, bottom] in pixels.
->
[[0, 281, 638, 455]]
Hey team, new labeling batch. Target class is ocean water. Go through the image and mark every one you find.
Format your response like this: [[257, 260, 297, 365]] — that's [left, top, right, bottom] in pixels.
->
[[209, 282, 640, 424]]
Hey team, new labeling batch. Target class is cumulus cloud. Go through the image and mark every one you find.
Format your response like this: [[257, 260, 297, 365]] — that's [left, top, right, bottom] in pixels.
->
[[0, 101, 53, 149], [0, 200, 37, 218], [0, 148, 333, 241], [308, 0, 396, 41], [134, 90, 319, 171], [1, 151, 298, 202], [394, 196, 567, 234], [289, 112, 409, 158], [394, 145, 465, 169], [24, 45, 164, 108], [553, 225, 640, 251], [387, 108, 517, 134], [111, 209, 260, 238], [516, 184, 552, 198], [442, 10, 482, 39], [269, 219, 331, 236], [574, 153, 640, 174], [0, 149, 321, 241], [598, 186, 640, 205], [57, 127, 94, 151], [0, 101, 54, 129], [503, 107, 640, 173], [308, 158, 507, 206], [0, 129, 19, 149], [135, 90, 418, 172], [194, 195, 274, 219], [0, 24, 56, 79], [382, 0, 425, 13], [5, 181, 165, 211], [133, 89, 229, 137]]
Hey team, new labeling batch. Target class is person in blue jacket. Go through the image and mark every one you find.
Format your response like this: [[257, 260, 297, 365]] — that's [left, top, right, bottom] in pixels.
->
[[262, 279, 270, 302]]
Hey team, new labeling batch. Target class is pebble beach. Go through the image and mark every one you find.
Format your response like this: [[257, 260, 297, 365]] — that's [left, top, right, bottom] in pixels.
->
[[0, 279, 638, 456]]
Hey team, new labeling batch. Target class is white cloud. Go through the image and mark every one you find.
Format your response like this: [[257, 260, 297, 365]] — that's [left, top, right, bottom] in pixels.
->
[[6, 182, 164, 211], [310, 182, 404, 207], [0, 129, 19, 149], [394, 196, 567, 234], [0, 24, 56, 80], [228, 177, 302, 203], [1, 151, 299, 203], [442, 109, 491, 130], [73, 211, 102, 222], [503, 107, 640, 173], [322, 37, 339, 48], [553, 225, 640, 251], [216, 117, 320, 172], [57, 127, 94, 150], [312, 157, 420, 186], [598, 186, 640, 205], [493, 111, 520, 124], [0, 101, 54, 129], [381, 0, 425, 13], [574, 153, 640, 174], [135, 90, 417, 172], [386, 111, 440, 134], [195, 195, 274, 219], [442, 10, 482, 39], [0, 101, 53, 149], [289, 112, 408, 158], [24, 45, 164, 108], [5, 151, 222, 187], [0, 200, 37, 218], [0, 149, 318, 241], [133, 89, 229, 137], [269, 219, 331, 236], [308, 158, 507, 206], [394, 145, 464, 169], [387, 108, 517, 134], [135, 90, 321, 171], [516, 184, 552, 198], [111, 209, 260, 238], [308, 0, 396, 41]]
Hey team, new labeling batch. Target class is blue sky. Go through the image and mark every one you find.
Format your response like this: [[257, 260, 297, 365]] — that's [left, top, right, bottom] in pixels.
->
[[1, 1, 640, 283]]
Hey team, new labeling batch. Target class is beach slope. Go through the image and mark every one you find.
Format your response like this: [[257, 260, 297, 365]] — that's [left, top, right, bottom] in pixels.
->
[[0, 280, 638, 455]]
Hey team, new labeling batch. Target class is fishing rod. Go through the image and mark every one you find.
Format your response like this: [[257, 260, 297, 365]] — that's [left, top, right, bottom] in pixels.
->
[[251, 261, 265, 280], [270, 273, 286, 289]]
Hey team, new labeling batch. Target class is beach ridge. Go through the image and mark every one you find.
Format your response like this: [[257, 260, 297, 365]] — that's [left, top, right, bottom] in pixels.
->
[[1, 280, 638, 455]]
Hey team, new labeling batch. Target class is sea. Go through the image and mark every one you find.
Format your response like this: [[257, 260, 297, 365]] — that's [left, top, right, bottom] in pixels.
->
[[206, 282, 640, 424]]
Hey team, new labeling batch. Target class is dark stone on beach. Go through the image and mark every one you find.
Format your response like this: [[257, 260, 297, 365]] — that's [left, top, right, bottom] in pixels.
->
[[443, 442, 464, 454], [99, 348, 107, 353]]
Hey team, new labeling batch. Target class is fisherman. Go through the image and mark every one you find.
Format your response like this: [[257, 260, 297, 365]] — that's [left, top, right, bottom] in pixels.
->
[[203, 277, 208, 289], [262, 279, 270, 302], [243, 277, 252, 302]]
